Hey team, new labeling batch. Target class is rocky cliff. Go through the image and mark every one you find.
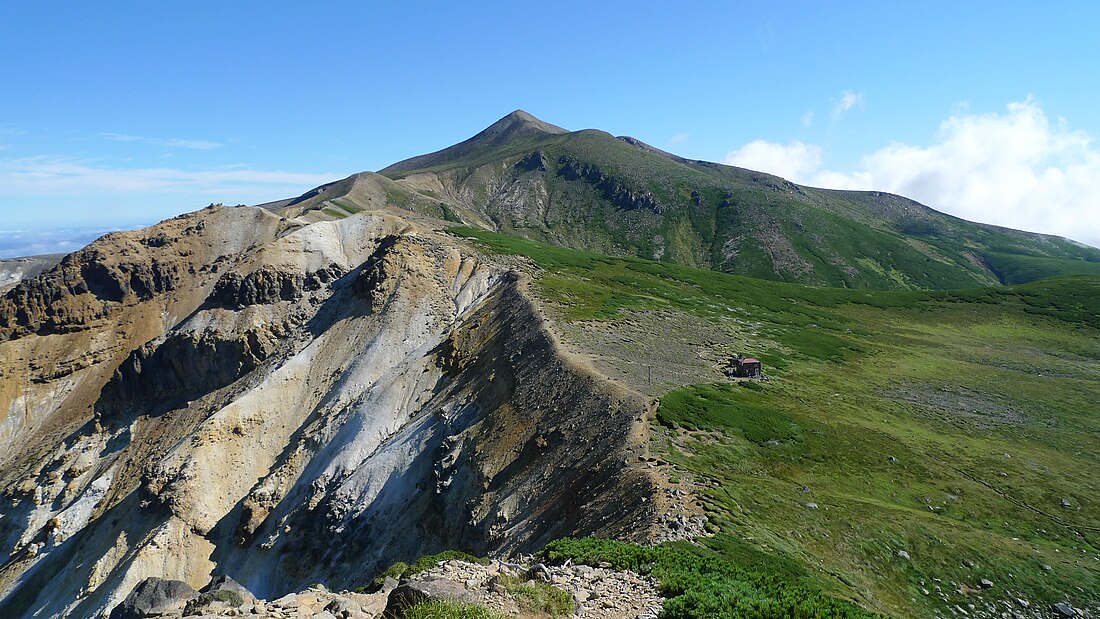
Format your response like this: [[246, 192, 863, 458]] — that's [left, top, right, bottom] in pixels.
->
[[0, 203, 658, 618]]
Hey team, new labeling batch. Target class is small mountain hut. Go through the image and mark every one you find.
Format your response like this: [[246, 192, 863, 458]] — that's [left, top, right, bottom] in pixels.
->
[[725, 356, 762, 378]]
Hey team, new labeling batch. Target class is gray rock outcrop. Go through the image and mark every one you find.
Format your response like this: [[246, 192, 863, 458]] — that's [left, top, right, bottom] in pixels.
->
[[386, 578, 476, 616], [108, 577, 196, 619]]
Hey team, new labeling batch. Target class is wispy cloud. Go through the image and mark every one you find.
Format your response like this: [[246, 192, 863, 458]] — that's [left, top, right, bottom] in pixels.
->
[[100, 133, 224, 150], [831, 90, 863, 121], [723, 98, 1100, 248], [0, 157, 335, 196], [801, 111, 814, 128], [0, 226, 131, 259], [667, 133, 690, 147]]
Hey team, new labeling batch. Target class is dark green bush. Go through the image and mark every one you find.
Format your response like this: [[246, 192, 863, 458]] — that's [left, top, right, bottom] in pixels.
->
[[370, 550, 490, 589], [540, 537, 878, 619], [182, 588, 244, 615]]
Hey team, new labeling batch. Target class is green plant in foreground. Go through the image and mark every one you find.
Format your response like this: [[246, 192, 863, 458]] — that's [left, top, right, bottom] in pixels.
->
[[182, 589, 244, 615], [401, 599, 505, 619], [541, 537, 879, 619], [371, 550, 490, 589], [497, 574, 575, 616]]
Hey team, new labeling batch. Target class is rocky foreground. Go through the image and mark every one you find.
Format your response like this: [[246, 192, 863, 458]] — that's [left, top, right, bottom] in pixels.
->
[[108, 557, 663, 619]]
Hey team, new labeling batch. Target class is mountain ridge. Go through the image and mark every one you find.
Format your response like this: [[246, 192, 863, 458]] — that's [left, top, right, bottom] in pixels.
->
[[276, 110, 1100, 291]]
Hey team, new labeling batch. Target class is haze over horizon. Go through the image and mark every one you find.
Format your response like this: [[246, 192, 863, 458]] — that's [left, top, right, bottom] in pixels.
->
[[2, 1, 1099, 255]]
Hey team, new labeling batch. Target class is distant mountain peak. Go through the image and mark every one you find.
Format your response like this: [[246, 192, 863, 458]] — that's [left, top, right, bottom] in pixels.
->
[[380, 109, 567, 176], [493, 109, 568, 135]]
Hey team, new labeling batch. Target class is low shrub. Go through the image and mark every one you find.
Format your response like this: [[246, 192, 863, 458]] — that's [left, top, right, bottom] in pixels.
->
[[371, 550, 490, 589], [498, 574, 574, 616], [401, 599, 504, 619], [540, 537, 878, 619], [182, 589, 244, 615]]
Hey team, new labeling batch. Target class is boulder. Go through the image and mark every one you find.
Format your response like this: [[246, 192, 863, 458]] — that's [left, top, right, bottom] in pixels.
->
[[201, 574, 256, 602], [271, 592, 298, 606], [487, 575, 507, 594], [325, 597, 360, 619], [109, 577, 197, 619], [379, 576, 400, 594], [385, 578, 476, 616]]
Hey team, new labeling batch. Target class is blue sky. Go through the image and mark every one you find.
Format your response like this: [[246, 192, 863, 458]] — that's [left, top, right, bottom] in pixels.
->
[[2, 1, 1099, 255]]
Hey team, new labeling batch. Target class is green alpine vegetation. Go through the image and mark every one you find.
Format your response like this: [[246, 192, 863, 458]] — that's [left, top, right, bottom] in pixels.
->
[[455, 227, 1100, 618], [494, 575, 576, 617], [372, 550, 491, 588], [541, 537, 879, 619]]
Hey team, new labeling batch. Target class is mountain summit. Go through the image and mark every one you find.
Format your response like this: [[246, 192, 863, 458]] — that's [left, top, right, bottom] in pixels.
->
[[380, 109, 568, 176]]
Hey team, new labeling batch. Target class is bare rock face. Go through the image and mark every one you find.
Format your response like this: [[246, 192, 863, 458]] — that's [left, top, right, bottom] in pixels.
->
[[0, 221, 197, 340], [94, 325, 285, 427], [205, 265, 338, 309], [0, 204, 656, 619], [556, 155, 660, 213]]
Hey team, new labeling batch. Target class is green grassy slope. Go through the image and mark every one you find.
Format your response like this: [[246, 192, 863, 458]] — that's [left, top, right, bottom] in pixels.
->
[[374, 113, 1100, 290], [454, 227, 1100, 618]]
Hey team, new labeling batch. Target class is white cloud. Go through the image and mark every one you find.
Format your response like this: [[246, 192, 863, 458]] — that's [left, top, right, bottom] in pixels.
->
[[831, 90, 863, 121], [722, 98, 1100, 248], [100, 133, 224, 150], [801, 111, 814, 128], [723, 140, 823, 182]]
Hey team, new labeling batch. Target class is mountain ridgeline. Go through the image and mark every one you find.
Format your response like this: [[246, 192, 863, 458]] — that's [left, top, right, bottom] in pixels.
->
[[278, 110, 1100, 290]]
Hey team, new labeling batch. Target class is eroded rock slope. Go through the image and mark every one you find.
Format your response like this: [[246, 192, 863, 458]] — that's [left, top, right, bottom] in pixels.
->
[[0, 205, 655, 618]]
